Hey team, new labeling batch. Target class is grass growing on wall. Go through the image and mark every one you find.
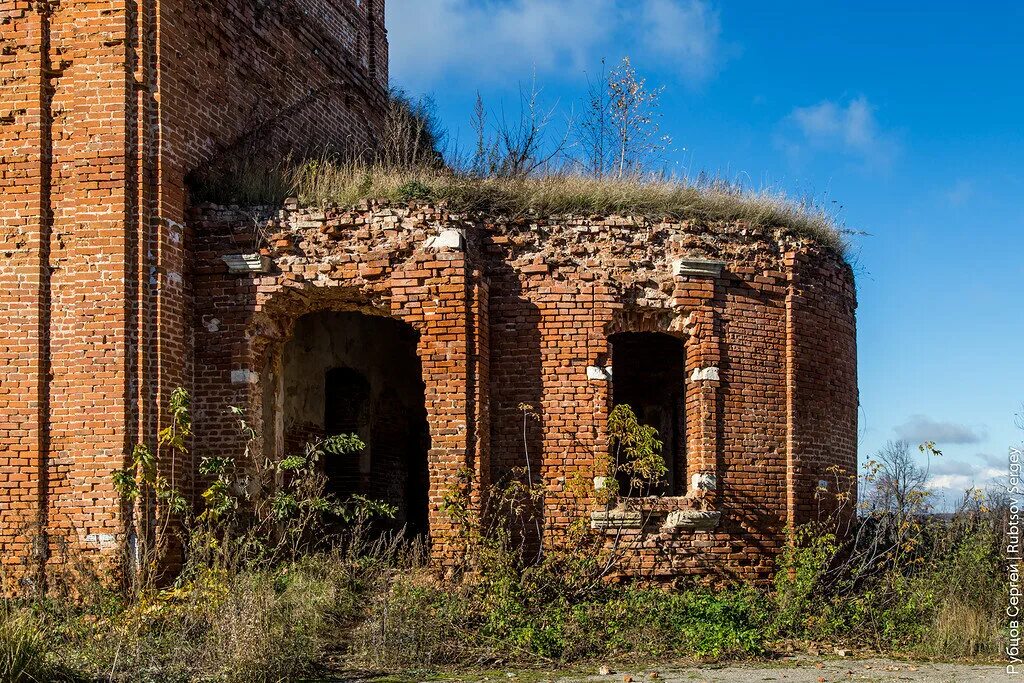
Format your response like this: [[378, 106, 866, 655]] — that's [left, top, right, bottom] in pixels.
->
[[193, 159, 850, 256]]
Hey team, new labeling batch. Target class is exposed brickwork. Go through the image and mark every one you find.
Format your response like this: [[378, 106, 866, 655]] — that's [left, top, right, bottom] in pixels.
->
[[0, 1, 50, 586], [1, 0, 858, 589], [188, 203, 858, 583], [0, 0, 388, 588]]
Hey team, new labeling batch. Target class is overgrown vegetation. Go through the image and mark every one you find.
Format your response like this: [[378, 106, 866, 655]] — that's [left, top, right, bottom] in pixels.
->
[[192, 59, 849, 255], [773, 441, 1006, 657], [1, 387, 1011, 681]]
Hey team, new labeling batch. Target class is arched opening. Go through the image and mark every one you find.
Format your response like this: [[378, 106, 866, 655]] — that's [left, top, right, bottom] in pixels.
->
[[610, 331, 687, 496], [278, 311, 431, 538]]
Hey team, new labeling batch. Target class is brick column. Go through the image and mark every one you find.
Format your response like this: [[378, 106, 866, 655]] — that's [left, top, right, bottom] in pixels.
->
[[674, 264, 723, 502], [391, 246, 481, 561], [0, 2, 50, 589], [785, 251, 859, 528]]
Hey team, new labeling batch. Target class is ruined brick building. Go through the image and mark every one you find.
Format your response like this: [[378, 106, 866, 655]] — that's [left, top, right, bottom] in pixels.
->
[[1, 0, 857, 587]]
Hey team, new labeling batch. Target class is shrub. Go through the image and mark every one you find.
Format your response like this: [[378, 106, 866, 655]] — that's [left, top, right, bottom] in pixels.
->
[[772, 477, 1006, 655], [5, 395, 1010, 678]]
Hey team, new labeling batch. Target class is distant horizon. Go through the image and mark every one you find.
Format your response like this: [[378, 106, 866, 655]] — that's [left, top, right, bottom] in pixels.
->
[[388, 0, 1024, 508]]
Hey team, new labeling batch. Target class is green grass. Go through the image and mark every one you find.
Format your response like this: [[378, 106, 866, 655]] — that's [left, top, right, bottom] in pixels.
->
[[193, 160, 849, 256]]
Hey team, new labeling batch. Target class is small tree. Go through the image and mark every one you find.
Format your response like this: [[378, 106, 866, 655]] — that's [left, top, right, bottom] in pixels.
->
[[112, 388, 191, 591], [607, 56, 670, 178], [466, 78, 572, 179], [862, 439, 937, 521], [576, 57, 671, 178], [607, 403, 667, 498], [470, 92, 501, 177]]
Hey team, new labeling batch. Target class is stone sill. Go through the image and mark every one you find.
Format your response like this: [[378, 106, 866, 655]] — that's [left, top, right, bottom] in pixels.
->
[[590, 509, 644, 530], [662, 509, 721, 532], [590, 500, 722, 533]]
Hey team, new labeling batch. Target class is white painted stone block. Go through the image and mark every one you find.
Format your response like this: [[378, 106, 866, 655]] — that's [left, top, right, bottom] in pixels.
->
[[674, 258, 726, 277], [587, 365, 613, 381], [231, 369, 259, 384], [690, 366, 720, 382], [425, 229, 465, 251], [591, 509, 643, 530], [222, 253, 271, 274], [85, 533, 117, 549], [692, 472, 717, 491]]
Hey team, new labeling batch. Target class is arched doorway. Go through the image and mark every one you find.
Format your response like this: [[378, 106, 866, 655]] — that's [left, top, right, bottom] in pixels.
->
[[277, 311, 431, 538]]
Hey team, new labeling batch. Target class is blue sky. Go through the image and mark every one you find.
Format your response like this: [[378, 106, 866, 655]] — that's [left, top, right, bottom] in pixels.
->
[[387, 0, 1024, 503]]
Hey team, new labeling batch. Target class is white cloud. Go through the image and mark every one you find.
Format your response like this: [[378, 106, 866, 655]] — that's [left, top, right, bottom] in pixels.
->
[[928, 467, 1003, 492], [387, 0, 725, 88], [893, 414, 987, 445], [641, 0, 723, 82], [780, 96, 898, 169], [924, 455, 1004, 510], [924, 451, 1006, 503]]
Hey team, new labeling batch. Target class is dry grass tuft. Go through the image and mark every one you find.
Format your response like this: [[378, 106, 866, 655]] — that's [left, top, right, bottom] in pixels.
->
[[193, 160, 849, 256], [0, 610, 51, 683], [924, 594, 1004, 658]]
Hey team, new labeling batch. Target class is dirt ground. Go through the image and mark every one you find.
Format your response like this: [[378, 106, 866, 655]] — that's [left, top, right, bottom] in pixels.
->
[[404, 657, 1009, 683]]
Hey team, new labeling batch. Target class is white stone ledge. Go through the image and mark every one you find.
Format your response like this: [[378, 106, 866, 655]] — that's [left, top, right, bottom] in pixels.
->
[[674, 258, 726, 277], [662, 510, 722, 532], [591, 509, 643, 530], [222, 253, 271, 275]]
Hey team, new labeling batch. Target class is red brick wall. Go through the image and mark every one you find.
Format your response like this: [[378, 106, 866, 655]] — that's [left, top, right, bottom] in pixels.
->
[[0, 0, 388, 588], [0, 0, 140, 587], [479, 216, 808, 581], [0, 2, 51, 588], [191, 205, 482, 560], [159, 0, 387, 178], [188, 204, 858, 583], [1, 0, 857, 587]]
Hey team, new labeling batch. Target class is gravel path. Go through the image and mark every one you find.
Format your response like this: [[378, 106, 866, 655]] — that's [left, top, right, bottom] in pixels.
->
[[559, 657, 1008, 683], [427, 657, 1009, 683]]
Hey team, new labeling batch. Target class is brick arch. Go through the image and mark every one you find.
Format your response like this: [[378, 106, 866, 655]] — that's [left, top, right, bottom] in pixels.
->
[[246, 285, 401, 462], [247, 283, 398, 376], [217, 245, 480, 560], [604, 306, 691, 338]]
